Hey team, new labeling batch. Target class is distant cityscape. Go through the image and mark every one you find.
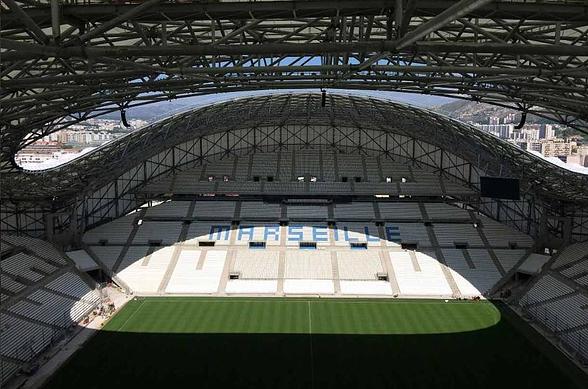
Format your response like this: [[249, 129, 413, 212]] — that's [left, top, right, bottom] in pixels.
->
[[15, 118, 148, 169], [15, 98, 588, 173], [471, 116, 588, 168]]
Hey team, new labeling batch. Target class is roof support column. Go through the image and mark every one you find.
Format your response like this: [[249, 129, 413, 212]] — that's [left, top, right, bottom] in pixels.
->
[[51, 0, 61, 42]]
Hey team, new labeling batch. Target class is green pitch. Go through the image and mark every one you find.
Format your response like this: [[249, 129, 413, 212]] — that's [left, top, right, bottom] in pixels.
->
[[44, 298, 586, 389]]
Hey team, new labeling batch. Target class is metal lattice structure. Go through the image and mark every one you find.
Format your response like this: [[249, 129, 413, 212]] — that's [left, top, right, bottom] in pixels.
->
[[1, 93, 587, 242], [2, 0, 588, 172]]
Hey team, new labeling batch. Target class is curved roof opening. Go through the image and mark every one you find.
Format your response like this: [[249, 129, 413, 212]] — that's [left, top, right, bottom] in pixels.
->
[[4, 93, 588, 206], [14, 89, 455, 170]]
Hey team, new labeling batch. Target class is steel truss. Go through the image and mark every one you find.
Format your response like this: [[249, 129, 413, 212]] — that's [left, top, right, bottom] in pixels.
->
[[1, 93, 586, 242], [1, 0, 588, 171]]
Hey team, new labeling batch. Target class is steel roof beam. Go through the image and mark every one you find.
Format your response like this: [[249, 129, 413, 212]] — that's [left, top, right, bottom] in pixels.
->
[[4, 1, 588, 25], [4, 41, 588, 61], [66, 0, 164, 46], [4, 64, 587, 88], [1, 0, 49, 44]]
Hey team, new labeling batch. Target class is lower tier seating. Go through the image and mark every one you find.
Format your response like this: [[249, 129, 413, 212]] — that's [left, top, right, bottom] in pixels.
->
[[0, 235, 101, 386]]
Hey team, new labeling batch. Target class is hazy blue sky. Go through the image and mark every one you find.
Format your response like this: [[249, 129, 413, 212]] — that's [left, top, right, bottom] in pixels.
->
[[119, 89, 455, 121]]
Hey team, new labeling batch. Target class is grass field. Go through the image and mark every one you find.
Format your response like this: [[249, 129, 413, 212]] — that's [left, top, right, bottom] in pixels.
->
[[44, 297, 587, 389]]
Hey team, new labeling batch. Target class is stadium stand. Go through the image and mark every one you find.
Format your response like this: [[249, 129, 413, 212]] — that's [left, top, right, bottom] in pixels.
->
[[144, 201, 191, 218], [480, 217, 534, 248], [287, 205, 328, 220], [390, 251, 453, 297], [384, 223, 431, 247], [337, 251, 383, 280], [132, 222, 183, 245], [240, 201, 281, 220], [424, 203, 471, 221], [117, 246, 173, 293], [0, 235, 100, 384], [193, 201, 236, 219], [443, 249, 501, 296], [225, 280, 278, 294], [86, 246, 123, 271], [339, 281, 393, 295], [80, 199, 541, 299], [333, 203, 375, 220], [519, 241, 588, 363], [233, 223, 282, 247], [232, 251, 279, 279], [283, 279, 335, 294], [378, 202, 422, 220], [136, 151, 478, 197], [165, 250, 227, 294], [82, 215, 136, 245], [285, 251, 332, 279], [434, 224, 484, 247], [494, 249, 527, 273]]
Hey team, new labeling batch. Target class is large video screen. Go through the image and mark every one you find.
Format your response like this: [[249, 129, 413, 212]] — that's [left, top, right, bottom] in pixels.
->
[[480, 177, 520, 200]]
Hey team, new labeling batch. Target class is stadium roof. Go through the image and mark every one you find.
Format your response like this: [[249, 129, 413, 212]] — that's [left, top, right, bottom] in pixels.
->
[[2, 0, 588, 171], [2, 93, 587, 205]]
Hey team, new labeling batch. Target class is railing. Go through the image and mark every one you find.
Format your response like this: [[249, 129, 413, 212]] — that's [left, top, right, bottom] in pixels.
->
[[520, 295, 588, 365]]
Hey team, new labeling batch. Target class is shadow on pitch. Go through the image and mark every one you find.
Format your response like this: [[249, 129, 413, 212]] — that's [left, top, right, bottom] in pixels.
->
[[41, 304, 585, 389]]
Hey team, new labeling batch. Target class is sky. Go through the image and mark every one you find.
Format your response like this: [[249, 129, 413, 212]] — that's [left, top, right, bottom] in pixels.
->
[[118, 89, 454, 122]]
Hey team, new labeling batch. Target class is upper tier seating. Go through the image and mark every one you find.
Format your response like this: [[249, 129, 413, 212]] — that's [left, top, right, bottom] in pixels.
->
[[251, 153, 279, 178], [144, 201, 191, 218], [364, 158, 381, 182], [134, 151, 478, 196], [132, 222, 182, 245], [308, 182, 353, 194], [493, 249, 527, 273], [87, 246, 123, 270], [233, 223, 282, 246], [294, 150, 321, 178], [184, 222, 233, 246], [203, 158, 234, 178], [380, 159, 412, 182], [277, 151, 293, 181], [480, 217, 534, 248], [217, 181, 262, 194], [378, 203, 422, 220], [424, 203, 471, 221], [193, 201, 236, 219], [337, 153, 365, 179], [384, 223, 430, 246], [82, 215, 135, 244], [333, 203, 375, 220], [287, 205, 328, 219], [173, 170, 215, 194], [434, 224, 483, 247], [240, 201, 281, 219]]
